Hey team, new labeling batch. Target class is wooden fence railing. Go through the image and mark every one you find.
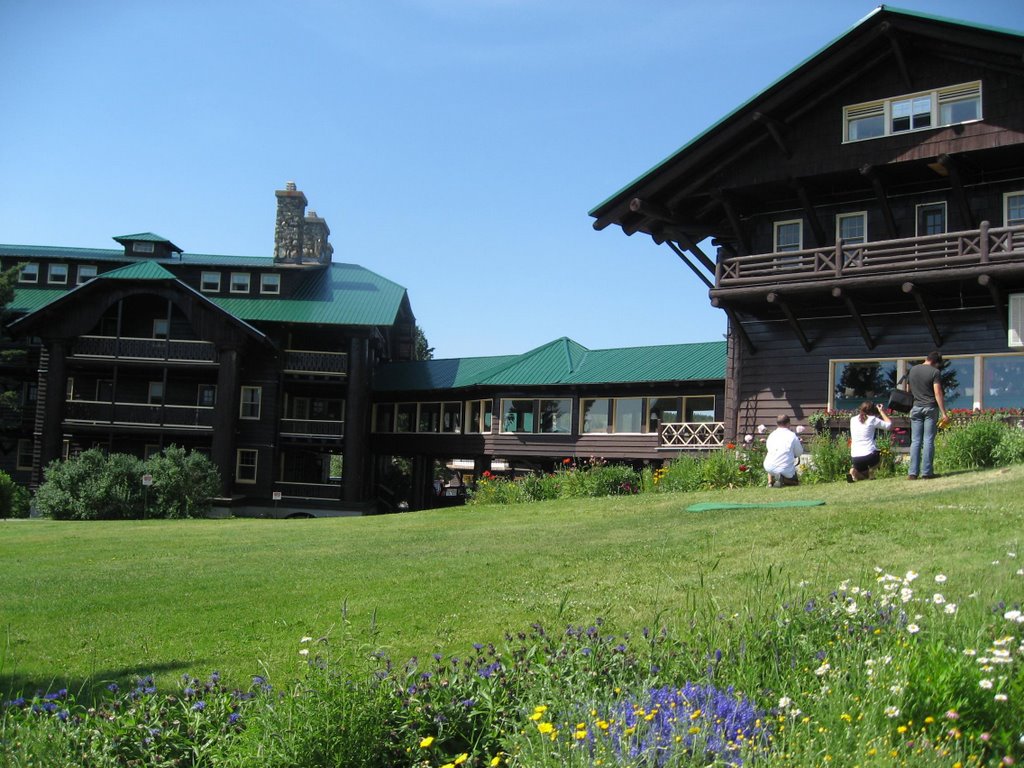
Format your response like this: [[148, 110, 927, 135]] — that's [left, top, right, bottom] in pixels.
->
[[659, 421, 726, 450]]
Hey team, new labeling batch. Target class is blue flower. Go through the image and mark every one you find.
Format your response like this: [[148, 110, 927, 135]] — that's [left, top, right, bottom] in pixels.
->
[[192, 701, 206, 711]]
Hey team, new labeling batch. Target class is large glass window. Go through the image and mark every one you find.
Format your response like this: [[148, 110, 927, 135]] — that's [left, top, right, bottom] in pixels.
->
[[844, 82, 981, 143], [774, 220, 802, 252], [837, 212, 867, 245], [685, 396, 716, 421], [466, 400, 492, 433], [984, 356, 1024, 409], [418, 402, 441, 433], [441, 402, 461, 433], [833, 360, 899, 411], [581, 398, 611, 434], [540, 399, 570, 433], [501, 399, 535, 434], [613, 398, 644, 433], [395, 403, 416, 433], [647, 397, 679, 432]]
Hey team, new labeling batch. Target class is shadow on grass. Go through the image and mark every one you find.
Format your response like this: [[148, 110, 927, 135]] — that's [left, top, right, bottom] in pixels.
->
[[2, 659, 203, 705]]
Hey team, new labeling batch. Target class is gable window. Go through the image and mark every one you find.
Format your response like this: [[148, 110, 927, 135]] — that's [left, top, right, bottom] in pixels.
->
[[836, 212, 867, 245], [916, 202, 947, 236], [844, 82, 981, 143], [1005, 192, 1024, 227], [152, 318, 169, 339], [18, 263, 38, 283], [200, 271, 221, 292], [48, 264, 68, 284], [235, 448, 258, 483], [260, 273, 281, 294], [774, 220, 802, 253], [77, 265, 97, 285], [133, 241, 155, 254], [240, 386, 262, 419], [230, 272, 251, 293]]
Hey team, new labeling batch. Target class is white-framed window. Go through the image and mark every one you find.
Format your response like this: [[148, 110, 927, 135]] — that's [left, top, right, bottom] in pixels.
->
[[148, 381, 164, 405], [77, 265, 97, 285], [66, 377, 75, 401], [500, 398, 571, 434], [230, 273, 251, 293], [133, 241, 155, 253], [1004, 191, 1024, 227], [48, 264, 68, 284], [236, 448, 258, 483], [200, 271, 221, 292], [18, 263, 38, 283], [916, 202, 947, 236], [197, 384, 217, 407], [152, 318, 169, 339], [843, 81, 982, 143], [240, 386, 262, 419], [836, 212, 867, 245], [16, 439, 33, 471], [260, 273, 281, 294], [465, 399, 493, 434], [774, 220, 803, 252]]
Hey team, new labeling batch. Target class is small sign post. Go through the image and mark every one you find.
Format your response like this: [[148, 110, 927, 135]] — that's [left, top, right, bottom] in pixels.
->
[[141, 474, 154, 519]]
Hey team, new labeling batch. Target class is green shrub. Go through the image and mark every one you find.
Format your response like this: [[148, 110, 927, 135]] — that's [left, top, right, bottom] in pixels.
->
[[145, 445, 221, 518], [804, 432, 851, 484], [993, 424, 1024, 466], [936, 416, 1009, 471], [656, 454, 702, 492], [0, 469, 29, 518]]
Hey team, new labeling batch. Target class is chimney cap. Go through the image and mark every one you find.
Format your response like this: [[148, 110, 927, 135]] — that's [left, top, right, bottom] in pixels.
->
[[285, 181, 297, 191]]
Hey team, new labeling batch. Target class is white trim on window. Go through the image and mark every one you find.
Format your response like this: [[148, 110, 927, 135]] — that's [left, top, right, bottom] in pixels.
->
[[836, 211, 867, 245], [774, 220, 803, 252], [916, 201, 947, 236], [230, 272, 251, 293], [16, 439, 33, 471], [77, 265, 97, 285], [260, 273, 281, 294], [843, 81, 982, 143], [235, 448, 258, 483], [200, 271, 221, 292], [148, 381, 164, 405], [48, 263, 68, 284], [18, 263, 38, 283], [240, 386, 262, 420], [152, 318, 169, 339], [1004, 191, 1024, 227]]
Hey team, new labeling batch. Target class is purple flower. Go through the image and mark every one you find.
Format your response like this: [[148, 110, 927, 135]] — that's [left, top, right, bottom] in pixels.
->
[[192, 700, 206, 711]]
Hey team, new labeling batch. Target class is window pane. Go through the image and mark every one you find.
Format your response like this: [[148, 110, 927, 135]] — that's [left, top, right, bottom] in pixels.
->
[[940, 98, 978, 125], [838, 214, 865, 244], [502, 399, 535, 433], [940, 358, 974, 410], [833, 361, 897, 411], [441, 402, 461, 433], [848, 114, 884, 141], [685, 396, 716, 422], [581, 399, 610, 433], [374, 404, 394, 432], [418, 402, 440, 433], [775, 222, 801, 252], [395, 403, 416, 432], [614, 398, 644, 433], [539, 399, 570, 433], [648, 397, 681, 430], [983, 356, 1024, 409], [1006, 194, 1024, 226], [918, 204, 946, 236]]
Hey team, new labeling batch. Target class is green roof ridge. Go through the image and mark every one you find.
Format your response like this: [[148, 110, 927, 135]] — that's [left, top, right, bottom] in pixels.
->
[[99, 262, 177, 280]]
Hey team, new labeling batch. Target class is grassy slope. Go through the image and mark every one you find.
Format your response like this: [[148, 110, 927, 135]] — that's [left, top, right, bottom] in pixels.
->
[[1, 465, 1021, 699]]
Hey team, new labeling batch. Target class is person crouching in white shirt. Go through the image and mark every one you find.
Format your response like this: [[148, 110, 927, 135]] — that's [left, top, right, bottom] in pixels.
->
[[848, 400, 892, 482], [763, 414, 803, 488]]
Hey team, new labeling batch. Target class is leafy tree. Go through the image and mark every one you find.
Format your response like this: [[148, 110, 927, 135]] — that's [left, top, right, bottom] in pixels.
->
[[0, 469, 29, 518], [414, 325, 434, 361], [0, 264, 27, 438], [146, 445, 221, 519]]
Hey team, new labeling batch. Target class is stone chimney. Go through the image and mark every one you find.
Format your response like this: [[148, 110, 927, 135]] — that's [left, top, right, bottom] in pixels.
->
[[274, 181, 307, 263], [302, 210, 333, 264]]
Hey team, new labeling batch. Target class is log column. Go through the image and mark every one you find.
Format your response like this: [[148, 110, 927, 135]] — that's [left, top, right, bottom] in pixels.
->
[[211, 347, 240, 497], [38, 339, 70, 473], [343, 336, 370, 504]]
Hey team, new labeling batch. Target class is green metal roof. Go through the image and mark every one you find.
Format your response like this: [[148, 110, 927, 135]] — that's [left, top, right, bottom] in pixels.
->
[[374, 338, 726, 393], [99, 261, 177, 280], [0, 243, 275, 266], [113, 232, 174, 243], [6, 288, 66, 315]]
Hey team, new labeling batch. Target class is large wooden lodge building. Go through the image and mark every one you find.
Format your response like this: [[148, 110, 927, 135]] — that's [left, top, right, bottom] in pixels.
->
[[592, 7, 1024, 438], [3, 8, 1024, 514]]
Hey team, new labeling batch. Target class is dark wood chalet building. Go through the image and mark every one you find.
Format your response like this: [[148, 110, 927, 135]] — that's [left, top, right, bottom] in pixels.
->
[[591, 7, 1024, 437], [371, 337, 725, 509], [1, 183, 418, 515]]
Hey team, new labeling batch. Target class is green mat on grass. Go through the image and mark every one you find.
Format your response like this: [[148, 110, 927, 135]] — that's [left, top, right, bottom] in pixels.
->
[[686, 500, 826, 512]]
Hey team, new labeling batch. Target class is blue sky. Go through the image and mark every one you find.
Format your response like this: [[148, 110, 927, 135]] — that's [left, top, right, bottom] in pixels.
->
[[2, 1, 1022, 359]]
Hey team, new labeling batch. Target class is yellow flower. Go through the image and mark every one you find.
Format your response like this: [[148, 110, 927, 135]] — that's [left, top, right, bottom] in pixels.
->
[[574, 729, 588, 740], [537, 722, 554, 734], [454, 754, 469, 765], [419, 736, 435, 748], [489, 757, 502, 767]]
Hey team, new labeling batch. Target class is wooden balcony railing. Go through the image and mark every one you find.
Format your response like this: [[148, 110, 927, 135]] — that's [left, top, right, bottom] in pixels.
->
[[64, 400, 215, 429], [659, 421, 726, 450], [715, 222, 1024, 289], [72, 336, 218, 363], [283, 349, 348, 376], [279, 418, 344, 438], [273, 481, 341, 500]]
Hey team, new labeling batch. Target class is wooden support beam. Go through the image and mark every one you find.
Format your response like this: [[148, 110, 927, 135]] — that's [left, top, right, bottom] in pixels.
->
[[791, 178, 826, 247], [832, 287, 876, 349], [939, 154, 975, 229], [766, 291, 812, 352], [671, 231, 717, 274], [861, 165, 898, 239], [902, 282, 943, 347], [713, 191, 750, 256], [666, 241, 714, 290], [628, 197, 671, 221], [752, 111, 791, 158], [979, 273, 1009, 333], [881, 22, 913, 90], [712, 301, 756, 355]]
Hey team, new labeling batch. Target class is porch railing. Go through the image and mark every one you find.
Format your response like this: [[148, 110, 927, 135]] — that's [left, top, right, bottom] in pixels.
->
[[64, 400, 215, 429], [273, 481, 342, 500], [283, 349, 348, 376], [72, 336, 218, 363], [279, 418, 344, 438], [659, 421, 726, 450], [715, 222, 1024, 288]]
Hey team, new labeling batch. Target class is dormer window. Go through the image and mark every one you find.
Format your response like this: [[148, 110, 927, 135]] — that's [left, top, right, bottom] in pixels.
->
[[19, 263, 39, 283], [260, 273, 281, 294], [133, 241, 155, 254], [230, 273, 251, 293], [201, 271, 221, 292], [844, 82, 981, 143], [48, 264, 68, 284]]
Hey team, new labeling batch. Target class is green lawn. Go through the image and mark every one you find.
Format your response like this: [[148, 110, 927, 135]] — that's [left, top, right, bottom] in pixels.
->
[[2, 465, 1022, 701]]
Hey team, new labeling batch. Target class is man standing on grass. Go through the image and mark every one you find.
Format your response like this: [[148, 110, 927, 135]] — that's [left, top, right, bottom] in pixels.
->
[[763, 414, 803, 488], [907, 350, 948, 480]]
